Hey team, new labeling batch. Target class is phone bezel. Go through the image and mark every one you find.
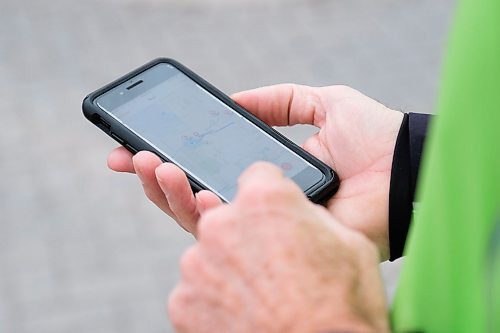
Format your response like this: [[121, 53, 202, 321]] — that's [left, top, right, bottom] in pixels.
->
[[82, 58, 339, 203]]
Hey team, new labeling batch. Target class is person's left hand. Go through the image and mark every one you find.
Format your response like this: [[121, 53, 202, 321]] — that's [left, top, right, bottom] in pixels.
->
[[168, 163, 389, 333]]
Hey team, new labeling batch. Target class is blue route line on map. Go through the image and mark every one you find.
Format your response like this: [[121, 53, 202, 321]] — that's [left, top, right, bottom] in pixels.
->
[[183, 122, 234, 147]]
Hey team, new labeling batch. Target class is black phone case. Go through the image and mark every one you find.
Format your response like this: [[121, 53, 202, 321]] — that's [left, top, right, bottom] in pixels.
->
[[82, 58, 339, 203]]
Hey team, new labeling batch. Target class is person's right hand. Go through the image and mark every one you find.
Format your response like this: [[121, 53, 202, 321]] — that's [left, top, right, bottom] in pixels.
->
[[108, 84, 403, 259], [168, 163, 390, 333]]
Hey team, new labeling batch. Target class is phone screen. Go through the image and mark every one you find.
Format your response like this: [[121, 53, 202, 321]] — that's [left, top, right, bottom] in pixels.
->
[[96, 63, 324, 201]]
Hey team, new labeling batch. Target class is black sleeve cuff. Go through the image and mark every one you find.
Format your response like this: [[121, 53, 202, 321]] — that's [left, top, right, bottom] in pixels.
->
[[388, 112, 431, 261]]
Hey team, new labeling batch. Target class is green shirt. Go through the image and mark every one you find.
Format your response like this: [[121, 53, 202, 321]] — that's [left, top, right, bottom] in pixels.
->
[[392, 0, 500, 332]]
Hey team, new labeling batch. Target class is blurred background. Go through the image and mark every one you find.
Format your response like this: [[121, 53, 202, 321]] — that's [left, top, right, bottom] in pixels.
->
[[1, 0, 455, 332]]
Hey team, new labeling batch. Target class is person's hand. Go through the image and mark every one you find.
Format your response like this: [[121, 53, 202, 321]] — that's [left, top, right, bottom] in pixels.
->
[[168, 163, 390, 333], [108, 84, 403, 258]]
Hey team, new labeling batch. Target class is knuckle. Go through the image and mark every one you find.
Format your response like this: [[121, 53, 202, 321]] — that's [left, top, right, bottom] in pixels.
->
[[179, 246, 200, 281], [197, 206, 233, 244], [143, 185, 159, 202], [305, 88, 321, 112], [167, 285, 191, 331], [169, 198, 197, 221]]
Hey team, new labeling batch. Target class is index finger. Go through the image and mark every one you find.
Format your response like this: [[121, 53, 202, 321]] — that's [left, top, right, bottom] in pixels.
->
[[235, 162, 303, 204], [231, 84, 325, 127], [237, 162, 285, 189]]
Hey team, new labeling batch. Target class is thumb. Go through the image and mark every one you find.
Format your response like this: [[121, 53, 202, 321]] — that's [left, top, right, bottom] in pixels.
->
[[231, 84, 325, 127]]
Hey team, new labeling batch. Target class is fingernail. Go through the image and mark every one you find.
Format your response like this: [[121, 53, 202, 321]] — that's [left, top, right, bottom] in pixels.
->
[[194, 192, 204, 214]]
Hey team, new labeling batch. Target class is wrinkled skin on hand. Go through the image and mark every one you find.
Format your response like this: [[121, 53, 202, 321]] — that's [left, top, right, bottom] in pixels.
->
[[107, 84, 403, 260], [168, 163, 390, 333]]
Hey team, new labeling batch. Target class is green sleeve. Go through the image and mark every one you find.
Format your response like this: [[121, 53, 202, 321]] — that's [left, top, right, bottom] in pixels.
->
[[392, 0, 500, 332]]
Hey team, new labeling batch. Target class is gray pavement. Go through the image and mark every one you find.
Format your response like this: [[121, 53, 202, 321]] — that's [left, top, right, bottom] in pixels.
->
[[0, 0, 455, 332]]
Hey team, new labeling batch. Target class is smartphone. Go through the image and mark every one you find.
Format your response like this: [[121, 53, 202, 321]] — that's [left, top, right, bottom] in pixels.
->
[[83, 58, 339, 203]]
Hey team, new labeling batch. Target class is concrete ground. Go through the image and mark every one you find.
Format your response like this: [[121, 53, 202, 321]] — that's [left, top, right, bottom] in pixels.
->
[[0, 0, 455, 332]]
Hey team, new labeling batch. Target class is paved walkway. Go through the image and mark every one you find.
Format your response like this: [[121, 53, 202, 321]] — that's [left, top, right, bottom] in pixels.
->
[[0, 0, 454, 332]]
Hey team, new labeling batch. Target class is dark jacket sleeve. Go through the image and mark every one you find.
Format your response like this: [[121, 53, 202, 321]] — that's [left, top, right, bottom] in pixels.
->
[[388, 112, 432, 261]]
